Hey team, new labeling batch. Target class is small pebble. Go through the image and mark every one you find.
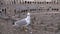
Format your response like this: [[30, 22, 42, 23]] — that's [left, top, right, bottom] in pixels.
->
[[30, 32, 32, 34]]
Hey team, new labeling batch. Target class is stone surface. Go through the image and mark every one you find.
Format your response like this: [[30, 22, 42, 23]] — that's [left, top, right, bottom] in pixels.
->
[[0, 0, 60, 34]]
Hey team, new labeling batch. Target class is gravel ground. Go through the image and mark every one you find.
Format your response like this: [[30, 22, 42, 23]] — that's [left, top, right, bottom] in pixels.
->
[[0, 1, 60, 34]]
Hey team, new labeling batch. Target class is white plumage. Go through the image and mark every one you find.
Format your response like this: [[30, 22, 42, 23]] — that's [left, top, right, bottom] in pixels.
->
[[13, 12, 30, 28]]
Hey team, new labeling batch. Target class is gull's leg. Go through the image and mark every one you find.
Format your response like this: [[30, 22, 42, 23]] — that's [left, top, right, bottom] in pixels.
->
[[23, 26, 33, 34], [23, 26, 28, 32]]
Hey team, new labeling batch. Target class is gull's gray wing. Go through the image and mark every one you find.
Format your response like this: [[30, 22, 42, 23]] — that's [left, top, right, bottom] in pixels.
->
[[15, 19, 27, 27]]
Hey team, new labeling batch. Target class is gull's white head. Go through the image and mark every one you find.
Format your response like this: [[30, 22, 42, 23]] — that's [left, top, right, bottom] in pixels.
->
[[27, 12, 30, 16]]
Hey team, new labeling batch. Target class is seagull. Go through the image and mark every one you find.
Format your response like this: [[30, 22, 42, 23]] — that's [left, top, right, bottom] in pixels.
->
[[13, 12, 31, 30]]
